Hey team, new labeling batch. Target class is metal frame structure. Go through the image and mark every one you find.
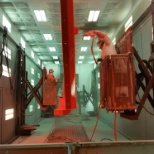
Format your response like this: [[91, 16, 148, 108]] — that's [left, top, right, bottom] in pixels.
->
[[120, 47, 154, 120]]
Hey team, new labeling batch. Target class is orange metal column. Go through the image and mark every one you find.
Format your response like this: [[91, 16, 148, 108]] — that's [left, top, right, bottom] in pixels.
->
[[54, 0, 77, 115]]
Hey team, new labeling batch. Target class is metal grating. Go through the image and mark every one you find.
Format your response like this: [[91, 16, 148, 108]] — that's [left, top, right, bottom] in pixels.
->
[[13, 2, 29, 8], [47, 125, 89, 143], [18, 8, 31, 13], [98, 2, 120, 27], [0, 2, 14, 7], [47, 115, 89, 143], [48, 15, 60, 26], [74, 3, 88, 10], [48, 2, 60, 7], [3, 8, 17, 13], [31, 46, 40, 52]]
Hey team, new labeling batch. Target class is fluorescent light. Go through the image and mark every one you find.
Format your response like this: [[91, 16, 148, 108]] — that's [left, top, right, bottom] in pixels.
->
[[49, 47, 56, 52], [29, 105, 33, 112], [34, 10, 47, 22], [88, 10, 100, 22], [81, 47, 87, 52], [20, 38, 26, 48], [37, 104, 40, 109], [83, 36, 91, 40], [31, 79, 34, 86], [5, 109, 14, 114], [98, 72, 100, 78], [112, 38, 116, 45], [38, 59, 40, 65], [55, 61, 59, 64], [78, 61, 82, 64], [79, 56, 84, 59], [2, 15, 11, 33], [44, 34, 52, 40], [31, 51, 34, 59], [98, 83, 100, 89], [125, 15, 133, 31], [52, 56, 58, 59]]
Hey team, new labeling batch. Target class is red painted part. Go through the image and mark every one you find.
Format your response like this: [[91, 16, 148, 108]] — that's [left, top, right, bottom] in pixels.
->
[[100, 53, 136, 111], [74, 27, 79, 35], [42, 78, 57, 106], [54, 0, 77, 115], [54, 96, 71, 115]]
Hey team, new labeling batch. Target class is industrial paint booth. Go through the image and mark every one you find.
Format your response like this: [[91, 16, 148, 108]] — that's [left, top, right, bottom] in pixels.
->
[[0, 0, 154, 154]]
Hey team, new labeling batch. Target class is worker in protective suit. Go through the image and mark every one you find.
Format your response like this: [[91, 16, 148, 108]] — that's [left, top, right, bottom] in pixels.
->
[[47, 68, 59, 82], [83, 30, 117, 60], [43, 68, 60, 107], [47, 68, 54, 79]]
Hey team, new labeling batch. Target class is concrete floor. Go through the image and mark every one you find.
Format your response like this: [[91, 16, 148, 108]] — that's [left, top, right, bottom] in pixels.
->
[[12, 114, 129, 144]]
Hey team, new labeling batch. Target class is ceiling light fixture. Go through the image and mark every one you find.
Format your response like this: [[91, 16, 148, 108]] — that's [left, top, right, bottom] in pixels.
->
[[55, 61, 60, 64], [81, 47, 87, 52], [34, 10, 47, 22], [49, 47, 56, 52], [44, 34, 52, 40], [83, 36, 91, 40], [88, 10, 100, 22], [52, 56, 58, 59], [78, 61, 82, 64], [79, 56, 84, 59]]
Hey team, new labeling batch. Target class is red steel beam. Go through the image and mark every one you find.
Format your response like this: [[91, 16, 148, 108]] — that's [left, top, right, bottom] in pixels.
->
[[54, 0, 77, 115]]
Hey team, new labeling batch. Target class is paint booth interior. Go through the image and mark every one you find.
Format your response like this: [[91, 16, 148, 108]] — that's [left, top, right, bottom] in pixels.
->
[[0, 0, 154, 154]]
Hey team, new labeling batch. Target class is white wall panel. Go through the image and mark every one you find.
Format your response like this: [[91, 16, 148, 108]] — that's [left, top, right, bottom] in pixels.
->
[[76, 64, 94, 93], [141, 17, 152, 60]]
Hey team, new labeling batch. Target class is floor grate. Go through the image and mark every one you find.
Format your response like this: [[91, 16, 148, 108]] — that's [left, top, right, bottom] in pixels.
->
[[46, 125, 89, 143]]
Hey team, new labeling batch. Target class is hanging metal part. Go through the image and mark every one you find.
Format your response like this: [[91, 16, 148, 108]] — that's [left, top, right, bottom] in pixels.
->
[[105, 26, 154, 120], [100, 53, 136, 112], [24, 67, 55, 110], [42, 73, 57, 106]]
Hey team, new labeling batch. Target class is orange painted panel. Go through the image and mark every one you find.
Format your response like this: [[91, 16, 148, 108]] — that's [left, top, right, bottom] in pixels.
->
[[100, 54, 136, 111], [43, 78, 57, 106]]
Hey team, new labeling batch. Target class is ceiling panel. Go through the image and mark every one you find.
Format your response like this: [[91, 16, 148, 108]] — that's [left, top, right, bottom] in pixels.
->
[[0, 0, 142, 65]]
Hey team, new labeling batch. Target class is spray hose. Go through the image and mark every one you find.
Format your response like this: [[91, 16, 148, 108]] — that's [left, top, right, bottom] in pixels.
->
[[91, 36, 98, 65]]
